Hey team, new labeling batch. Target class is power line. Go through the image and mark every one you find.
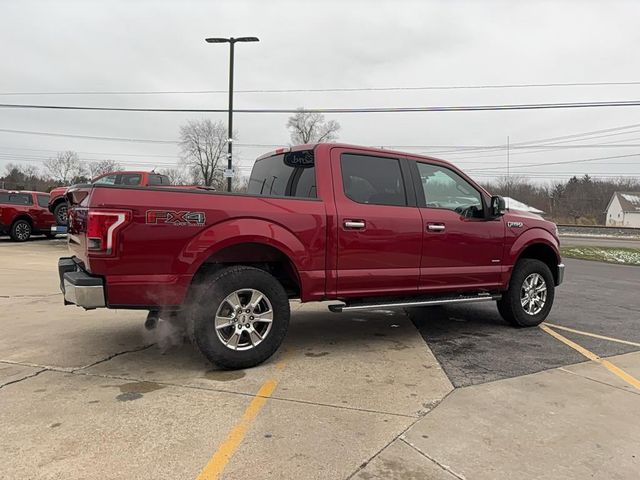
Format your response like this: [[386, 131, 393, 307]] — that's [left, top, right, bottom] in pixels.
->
[[4, 100, 640, 113], [0, 145, 179, 158], [3, 80, 640, 96], [0, 127, 178, 144], [0, 128, 282, 148], [420, 122, 640, 156], [465, 153, 640, 172]]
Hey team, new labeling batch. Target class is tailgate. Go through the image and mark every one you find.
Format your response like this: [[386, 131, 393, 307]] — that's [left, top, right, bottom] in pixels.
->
[[65, 185, 93, 266]]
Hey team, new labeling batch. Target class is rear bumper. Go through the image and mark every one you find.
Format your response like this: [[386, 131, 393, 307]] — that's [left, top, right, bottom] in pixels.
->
[[556, 263, 565, 286], [58, 257, 106, 309]]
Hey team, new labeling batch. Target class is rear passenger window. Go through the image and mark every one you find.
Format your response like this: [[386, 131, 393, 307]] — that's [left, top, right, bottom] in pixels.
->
[[248, 150, 317, 198], [37, 195, 49, 208], [341, 153, 407, 206]]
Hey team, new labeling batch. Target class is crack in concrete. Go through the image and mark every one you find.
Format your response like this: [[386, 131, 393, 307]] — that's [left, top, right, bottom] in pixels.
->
[[72, 344, 155, 371], [0, 357, 420, 419], [0, 368, 47, 390], [399, 437, 466, 480], [72, 369, 418, 419], [0, 359, 75, 372], [345, 388, 456, 480], [0, 344, 154, 374], [558, 367, 640, 396]]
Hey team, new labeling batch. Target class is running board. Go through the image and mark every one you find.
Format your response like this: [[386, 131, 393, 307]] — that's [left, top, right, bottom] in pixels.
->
[[328, 293, 501, 313]]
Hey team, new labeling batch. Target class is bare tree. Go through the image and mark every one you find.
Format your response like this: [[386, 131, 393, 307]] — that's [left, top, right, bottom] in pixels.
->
[[43, 151, 85, 184], [286, 109, 340, 144], [87, 159, 122, 179], [179, 119, 230, 187], [233, 175, 249, 193], [159, 167, 190, 185]]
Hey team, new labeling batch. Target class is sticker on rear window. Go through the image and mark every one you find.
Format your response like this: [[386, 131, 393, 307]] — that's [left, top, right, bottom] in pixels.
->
[[146, 210, 206, 226]]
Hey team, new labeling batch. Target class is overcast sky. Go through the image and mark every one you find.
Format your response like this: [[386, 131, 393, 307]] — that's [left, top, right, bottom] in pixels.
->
[[1, 0, 640, 183]]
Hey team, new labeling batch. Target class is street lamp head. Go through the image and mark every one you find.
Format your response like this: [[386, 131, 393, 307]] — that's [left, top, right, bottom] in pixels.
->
[[205, 37, 231, 43], [235, 37, 259, 42]]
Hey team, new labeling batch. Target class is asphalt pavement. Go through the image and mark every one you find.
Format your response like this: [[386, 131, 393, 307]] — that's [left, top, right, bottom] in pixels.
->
[[409, 258, 640, 387]]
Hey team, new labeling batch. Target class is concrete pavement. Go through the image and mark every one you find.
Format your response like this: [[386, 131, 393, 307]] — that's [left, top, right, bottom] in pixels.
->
[[1, 239, 639, 479]]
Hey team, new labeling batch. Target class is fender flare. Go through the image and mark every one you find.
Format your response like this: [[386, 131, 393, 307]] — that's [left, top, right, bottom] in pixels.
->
[[11, 214, 34, 227], [181, 217, 309, 277], [508, 227, 561, 265]]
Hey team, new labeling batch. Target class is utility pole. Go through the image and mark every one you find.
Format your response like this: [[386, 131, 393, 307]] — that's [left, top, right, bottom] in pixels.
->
[[205, 36, 259, 192]]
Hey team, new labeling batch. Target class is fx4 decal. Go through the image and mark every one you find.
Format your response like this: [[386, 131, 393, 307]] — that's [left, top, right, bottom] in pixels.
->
[[146, 210, 206, 226], [507, 221, 524, 228]]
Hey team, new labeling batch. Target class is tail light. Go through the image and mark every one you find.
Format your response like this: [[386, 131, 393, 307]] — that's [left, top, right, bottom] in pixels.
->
[[87, 209, 131, 256]]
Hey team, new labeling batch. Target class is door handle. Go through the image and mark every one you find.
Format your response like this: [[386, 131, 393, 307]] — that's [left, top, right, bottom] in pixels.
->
[[427, 223, 445, 232], [344, 220, 366, 229]]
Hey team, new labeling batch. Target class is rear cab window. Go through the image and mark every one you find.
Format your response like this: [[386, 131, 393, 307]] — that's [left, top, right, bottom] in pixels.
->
[[248, 150, 317, 198], [148, 174, 171, 186]]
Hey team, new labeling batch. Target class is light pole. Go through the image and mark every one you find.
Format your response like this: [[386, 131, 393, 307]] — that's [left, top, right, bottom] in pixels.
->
[[205, 36, 259, 192]]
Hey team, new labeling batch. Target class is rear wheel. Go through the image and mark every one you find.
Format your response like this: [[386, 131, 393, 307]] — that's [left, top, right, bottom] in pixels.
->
[[190, 266, 290, 369], [497, 259, 554, 327], [10, 220, 31, 242], [53, 202, 68, 226]]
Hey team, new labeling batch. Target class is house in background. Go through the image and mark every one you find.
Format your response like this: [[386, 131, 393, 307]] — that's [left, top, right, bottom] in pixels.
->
[[605, 192, 640, 227], [503, 197, 545, 215]]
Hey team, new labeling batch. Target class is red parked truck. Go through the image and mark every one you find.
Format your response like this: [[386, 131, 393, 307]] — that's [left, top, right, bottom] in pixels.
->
[[48, 171, 172, 225], [58, 143, 564, 369], [1, 190, 56, 241]]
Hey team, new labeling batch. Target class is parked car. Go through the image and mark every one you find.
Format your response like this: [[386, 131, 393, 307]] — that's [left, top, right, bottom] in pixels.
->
[[48, 171, 172, 226], [58, 143, 564, 369], [1, 191, 56, 241]]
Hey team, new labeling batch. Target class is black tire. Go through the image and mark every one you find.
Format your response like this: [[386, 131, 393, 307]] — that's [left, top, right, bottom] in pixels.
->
[[497, 258, 555, 327], [190, 266, 290, 369], [10, 219, 32, 242], [53, 202, 68, 226]]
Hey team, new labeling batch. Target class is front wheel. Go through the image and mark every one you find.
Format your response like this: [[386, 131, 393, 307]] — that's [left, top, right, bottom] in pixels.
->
[[190, 266, 290, 369], [53, 202, 68, 226], [497, 259, 555, 327]]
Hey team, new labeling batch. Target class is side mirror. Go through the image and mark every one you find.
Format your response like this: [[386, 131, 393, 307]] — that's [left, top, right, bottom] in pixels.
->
[[490, 195, 506, 218]]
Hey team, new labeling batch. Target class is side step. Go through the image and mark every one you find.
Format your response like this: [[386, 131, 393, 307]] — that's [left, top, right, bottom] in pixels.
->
[[328, 293, 501, 313]]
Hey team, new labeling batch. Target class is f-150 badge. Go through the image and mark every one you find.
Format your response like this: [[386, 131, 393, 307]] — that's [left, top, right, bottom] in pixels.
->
[[507, 221, 524, 228], [146, 210, 206, 226]]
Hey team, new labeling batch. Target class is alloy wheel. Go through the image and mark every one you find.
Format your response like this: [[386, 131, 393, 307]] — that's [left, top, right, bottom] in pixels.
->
[[214, 288, 274, 351], [520, 273, 547, 315]]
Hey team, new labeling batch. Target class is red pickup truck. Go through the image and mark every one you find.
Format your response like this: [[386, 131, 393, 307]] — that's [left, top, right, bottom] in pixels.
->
[[48, 171, 172, 225], [1, 190, 56, 241], [58, 143, 564, 369]]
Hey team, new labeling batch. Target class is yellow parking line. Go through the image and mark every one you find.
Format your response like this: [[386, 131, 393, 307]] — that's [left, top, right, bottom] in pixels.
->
[[544, 323, 640, 348], [540, 324, 640, 391], [196, 379, 278, 480], [196, 353, 290, 480]]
